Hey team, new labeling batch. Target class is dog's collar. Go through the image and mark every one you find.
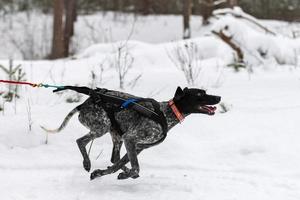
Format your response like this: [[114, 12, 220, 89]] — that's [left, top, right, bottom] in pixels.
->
[[168, 100, 184, 123]]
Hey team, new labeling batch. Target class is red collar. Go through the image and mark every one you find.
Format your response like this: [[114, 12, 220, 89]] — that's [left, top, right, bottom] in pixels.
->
[[168, 100, 184, 123]]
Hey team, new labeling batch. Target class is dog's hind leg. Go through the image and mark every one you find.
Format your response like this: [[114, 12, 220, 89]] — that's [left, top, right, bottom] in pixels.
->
[[110, 130, 123, 164], [76, 131, 105, 172]]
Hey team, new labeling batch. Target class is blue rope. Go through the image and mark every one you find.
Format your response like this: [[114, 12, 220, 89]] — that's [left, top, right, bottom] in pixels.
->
[[41, 84, 65, 89]]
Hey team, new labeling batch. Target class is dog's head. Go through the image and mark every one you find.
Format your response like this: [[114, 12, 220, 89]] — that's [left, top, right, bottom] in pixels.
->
[[173, 87, 221, 115]]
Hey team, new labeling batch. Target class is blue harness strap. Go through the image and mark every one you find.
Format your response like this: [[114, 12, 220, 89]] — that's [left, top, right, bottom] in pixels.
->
[[121, 98, 138, 108]]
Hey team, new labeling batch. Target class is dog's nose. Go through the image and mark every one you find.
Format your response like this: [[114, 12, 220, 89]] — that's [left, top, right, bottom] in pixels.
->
[[215, 96, 221, 103]]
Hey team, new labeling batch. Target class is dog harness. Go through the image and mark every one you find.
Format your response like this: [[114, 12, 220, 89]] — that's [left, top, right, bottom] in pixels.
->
[[53, 86, 168, 147]]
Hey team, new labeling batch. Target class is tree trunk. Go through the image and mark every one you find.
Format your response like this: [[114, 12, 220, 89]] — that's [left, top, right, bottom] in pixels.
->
[[64, 0, 77, 57], [50, 0, 65, 59], [72, 0, 77, 22], [201, 0, 214, 25], [227, 0, 238, 8], [113, 0, 123, 11], [183, 0, 192, 39], [141, 0, 151, 15]]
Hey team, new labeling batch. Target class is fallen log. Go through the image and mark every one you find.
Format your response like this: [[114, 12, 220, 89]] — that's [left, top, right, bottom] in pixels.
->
[[212, 29, 244, 63]]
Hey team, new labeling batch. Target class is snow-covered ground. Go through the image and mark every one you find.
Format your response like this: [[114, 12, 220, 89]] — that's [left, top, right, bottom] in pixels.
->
[[1, 9, 300, 200]]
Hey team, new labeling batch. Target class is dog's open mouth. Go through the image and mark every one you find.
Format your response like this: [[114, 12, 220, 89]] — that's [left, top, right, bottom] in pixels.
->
[[199, 105, 217, 115]]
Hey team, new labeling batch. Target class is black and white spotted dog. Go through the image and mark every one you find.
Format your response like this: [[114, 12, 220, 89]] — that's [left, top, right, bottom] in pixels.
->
[[43, 87, 221, 180]]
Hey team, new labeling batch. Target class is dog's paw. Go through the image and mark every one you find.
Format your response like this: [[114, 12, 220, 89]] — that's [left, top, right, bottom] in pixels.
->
[[117, 172, 130, 180], [90, 169, 105, 180], [117, 169, 139, 180], [83, 159, 91, 172]]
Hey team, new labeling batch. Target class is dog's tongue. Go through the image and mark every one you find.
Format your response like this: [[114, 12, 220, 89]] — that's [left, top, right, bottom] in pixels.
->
[[201, 105, 217, 115]]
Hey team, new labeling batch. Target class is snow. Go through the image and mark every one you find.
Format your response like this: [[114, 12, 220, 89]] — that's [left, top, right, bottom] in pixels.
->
[[0, 12, 207, 60], [211, 15, 300, 66], [1, 65, 300, 200], [1, 9, 300, 200]]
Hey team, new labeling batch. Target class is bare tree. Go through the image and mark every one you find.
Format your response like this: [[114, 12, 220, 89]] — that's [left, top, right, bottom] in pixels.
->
[[201, 0, 214, 25], [167, 42, 202, 86], [111, 43, 134, 90], [183, 0, 192, 39], [50, 0, 77, 59], [50, 0, 65, 59], [64, 0, 77, 56], [111, 45, 142, 90]]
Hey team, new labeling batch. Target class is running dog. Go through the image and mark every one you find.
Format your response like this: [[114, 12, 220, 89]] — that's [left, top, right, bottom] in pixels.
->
[[43, 87, 221, 180]]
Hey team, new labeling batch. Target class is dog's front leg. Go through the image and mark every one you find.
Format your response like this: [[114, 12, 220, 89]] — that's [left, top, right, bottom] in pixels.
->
[[117, 138, 140, 180], [110, 130, 130, 173]]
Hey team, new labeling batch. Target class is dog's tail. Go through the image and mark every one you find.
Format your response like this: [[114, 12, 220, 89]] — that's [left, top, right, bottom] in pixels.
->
[[41, 105, 81, 133]]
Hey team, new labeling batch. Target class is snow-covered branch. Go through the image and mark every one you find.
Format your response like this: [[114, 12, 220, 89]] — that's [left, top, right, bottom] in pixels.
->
[[213, 7, 277, 36]]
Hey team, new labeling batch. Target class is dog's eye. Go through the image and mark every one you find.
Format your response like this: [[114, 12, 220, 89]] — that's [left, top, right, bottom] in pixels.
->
[[197, 93, 203, 96]]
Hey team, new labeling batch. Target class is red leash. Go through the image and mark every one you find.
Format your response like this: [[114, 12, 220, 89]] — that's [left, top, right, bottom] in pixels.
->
[[0, 80, 64, 89], [0, 80, 39, 87]]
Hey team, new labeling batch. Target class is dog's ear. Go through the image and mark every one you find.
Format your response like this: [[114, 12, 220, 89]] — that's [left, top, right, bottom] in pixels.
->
[[174, 86, 185, 100], [183, 87, 188, 92]]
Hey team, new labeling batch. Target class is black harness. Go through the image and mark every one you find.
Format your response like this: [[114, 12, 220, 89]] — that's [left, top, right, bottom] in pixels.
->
[[54, 86, 168, 147]]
